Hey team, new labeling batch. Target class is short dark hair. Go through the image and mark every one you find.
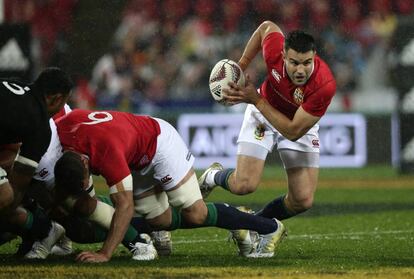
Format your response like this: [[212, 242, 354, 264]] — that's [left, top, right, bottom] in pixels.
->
[[54, 151, 85, 198], [284, 30, 316, 53], [32, 67, 74, 96]]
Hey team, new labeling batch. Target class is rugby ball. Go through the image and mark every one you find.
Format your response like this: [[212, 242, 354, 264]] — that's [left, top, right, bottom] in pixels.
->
[[209, 59, 245, 104]]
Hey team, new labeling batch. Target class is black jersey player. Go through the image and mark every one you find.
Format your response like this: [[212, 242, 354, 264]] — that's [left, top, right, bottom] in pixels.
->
[[0, 68, 73, 259]]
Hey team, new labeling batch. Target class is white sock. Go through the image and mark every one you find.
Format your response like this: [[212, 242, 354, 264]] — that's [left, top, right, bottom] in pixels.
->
[[205, 169, 220, 186]]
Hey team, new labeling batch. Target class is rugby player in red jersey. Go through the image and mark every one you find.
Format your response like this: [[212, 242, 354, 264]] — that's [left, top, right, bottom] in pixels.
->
[[53, 109, 287, 262], [199, 20, 336, 246]]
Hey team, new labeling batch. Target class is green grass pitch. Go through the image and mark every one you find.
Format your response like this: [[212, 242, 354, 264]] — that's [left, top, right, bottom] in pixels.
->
[[0, 165, 413, 279]]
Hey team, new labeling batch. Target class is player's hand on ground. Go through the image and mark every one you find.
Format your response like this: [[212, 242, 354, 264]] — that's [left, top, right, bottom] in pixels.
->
[[223, 75, 260, 105], [76, 250, 110, 263]]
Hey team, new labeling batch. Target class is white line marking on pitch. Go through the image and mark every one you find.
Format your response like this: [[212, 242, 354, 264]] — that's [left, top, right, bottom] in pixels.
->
[[173, 229, 414, 244]]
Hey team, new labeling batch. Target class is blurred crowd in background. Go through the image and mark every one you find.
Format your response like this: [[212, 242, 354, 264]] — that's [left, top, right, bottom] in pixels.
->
[[3, 0, 414, 114]]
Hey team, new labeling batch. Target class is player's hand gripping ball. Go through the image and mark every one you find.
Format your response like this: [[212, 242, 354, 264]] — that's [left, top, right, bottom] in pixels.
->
[[209, 59, 245, 105]]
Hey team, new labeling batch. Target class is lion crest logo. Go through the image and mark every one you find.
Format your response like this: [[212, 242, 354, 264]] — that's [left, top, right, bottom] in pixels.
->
[[293, 88, 304, 105], [254, 124, 266, 140]]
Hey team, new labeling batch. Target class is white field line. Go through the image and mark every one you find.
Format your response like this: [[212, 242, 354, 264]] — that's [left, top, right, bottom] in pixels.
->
[[173, 229, 414, 244]]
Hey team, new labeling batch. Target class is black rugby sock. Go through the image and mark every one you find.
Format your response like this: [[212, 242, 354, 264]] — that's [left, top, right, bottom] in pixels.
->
[[214, 203, 277, 234]]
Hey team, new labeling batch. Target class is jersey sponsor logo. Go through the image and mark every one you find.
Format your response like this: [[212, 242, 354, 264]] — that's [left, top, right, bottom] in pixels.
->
[[0, 39, 29, 71], [312, 139, 320, 148], [293, 88, 304, 105], [160, 174, 172, 185], [254, 124, 266, 140], [271, 69, 281, 83]]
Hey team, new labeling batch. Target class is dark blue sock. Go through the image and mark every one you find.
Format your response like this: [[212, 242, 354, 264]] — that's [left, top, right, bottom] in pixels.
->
[[214, 203, 277, 234], [130, 217, 153, 234], [214, 169, 234, 191], [256, 195, 296, 220]]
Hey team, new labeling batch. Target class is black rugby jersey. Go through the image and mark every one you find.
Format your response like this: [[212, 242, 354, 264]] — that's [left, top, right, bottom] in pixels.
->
[[0, 79, 51, 167]]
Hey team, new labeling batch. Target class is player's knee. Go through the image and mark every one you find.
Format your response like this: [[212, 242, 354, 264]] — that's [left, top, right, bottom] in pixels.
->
[[181, 200, 208, 225], [147, 209, 172, 230], [291, 195, 314, 213], [233, 175, 259, 195]]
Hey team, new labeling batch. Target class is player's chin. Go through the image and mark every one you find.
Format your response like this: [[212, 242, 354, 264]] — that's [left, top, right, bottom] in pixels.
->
[[293, 78, 307, 86]]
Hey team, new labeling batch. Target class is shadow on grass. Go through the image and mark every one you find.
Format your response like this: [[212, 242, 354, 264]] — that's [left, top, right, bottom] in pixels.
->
[[245, 202, 414, 218]]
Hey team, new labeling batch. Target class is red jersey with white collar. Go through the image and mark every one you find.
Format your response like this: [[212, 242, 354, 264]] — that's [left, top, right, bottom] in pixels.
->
[[261, 32, 336, 119], [56, 109, 160, 187]]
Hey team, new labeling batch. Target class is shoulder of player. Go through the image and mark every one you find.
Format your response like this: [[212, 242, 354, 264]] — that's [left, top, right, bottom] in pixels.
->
[[263, 31, 285, 46], [309, 57, 336, 93]]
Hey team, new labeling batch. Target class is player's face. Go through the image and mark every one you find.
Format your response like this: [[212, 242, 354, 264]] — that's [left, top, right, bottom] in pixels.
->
[[283, 49, 315, 86]]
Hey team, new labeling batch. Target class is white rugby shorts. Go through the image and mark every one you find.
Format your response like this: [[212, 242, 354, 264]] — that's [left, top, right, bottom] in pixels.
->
[[237, 104, 320, 158], [133, 118, 194, 196]]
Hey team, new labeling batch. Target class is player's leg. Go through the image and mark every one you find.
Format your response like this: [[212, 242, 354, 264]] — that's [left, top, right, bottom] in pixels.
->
[[164, 170, 285, 257], [256, 124, 320, 220], [199, 153, 266, 197], [256, 163, 318, 219], [4, 204, 66, 259], [199, 105, 272, 197]]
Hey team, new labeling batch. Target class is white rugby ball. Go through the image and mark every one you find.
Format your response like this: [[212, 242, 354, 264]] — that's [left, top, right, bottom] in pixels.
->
[[209, 59, 245, 104]]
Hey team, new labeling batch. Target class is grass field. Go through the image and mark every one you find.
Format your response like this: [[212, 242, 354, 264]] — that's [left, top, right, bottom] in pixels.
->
[[0, 165, 413, 279]]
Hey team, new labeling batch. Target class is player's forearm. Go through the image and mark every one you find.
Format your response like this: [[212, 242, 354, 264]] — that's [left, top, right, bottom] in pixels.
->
[[99, 203, 134, 258], [255, 98, 303, 141]]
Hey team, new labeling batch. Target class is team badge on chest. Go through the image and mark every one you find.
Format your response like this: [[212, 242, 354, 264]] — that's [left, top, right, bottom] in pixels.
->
[[293, 88, 304, 105]]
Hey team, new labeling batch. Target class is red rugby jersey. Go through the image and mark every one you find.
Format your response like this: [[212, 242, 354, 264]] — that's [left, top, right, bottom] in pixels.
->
[[260, 32, 336, 119], [56, 109, 160, 186]]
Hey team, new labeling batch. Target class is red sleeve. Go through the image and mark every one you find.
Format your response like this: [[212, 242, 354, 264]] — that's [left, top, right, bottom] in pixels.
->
[[262, 32, 284, 67], [302, 80, 336, 117]]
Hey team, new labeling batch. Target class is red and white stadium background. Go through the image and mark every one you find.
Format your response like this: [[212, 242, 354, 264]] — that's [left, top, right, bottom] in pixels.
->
[[178, 113, 367, 169]]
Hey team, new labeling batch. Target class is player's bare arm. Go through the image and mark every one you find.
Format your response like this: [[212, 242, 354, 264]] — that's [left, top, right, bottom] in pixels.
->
[[238, 20, 282, 71], [223, 79, 320, 141], [76, 186, 134, 263]]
